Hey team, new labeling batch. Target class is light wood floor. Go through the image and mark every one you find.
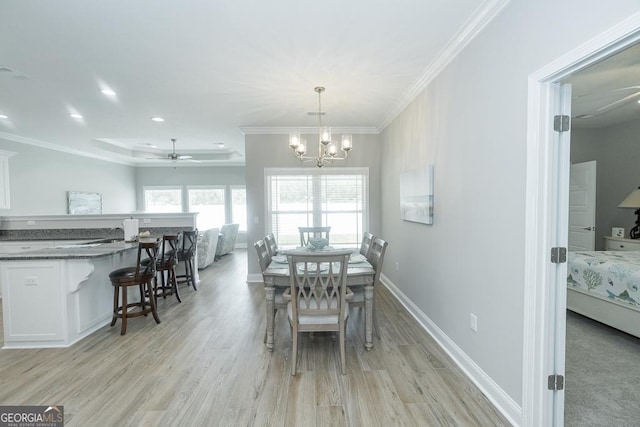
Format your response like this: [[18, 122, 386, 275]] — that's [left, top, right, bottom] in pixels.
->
[[0, 250, 510, 426]]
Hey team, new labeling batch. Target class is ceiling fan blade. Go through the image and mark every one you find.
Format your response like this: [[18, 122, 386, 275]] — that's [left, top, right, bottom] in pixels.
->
[[596, 90, 640, 112], [177, 155, 193, 160]]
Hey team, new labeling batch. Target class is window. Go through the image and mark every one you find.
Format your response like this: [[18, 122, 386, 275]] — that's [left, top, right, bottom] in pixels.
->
[[231, 186, 247, 231], [187, 186, 226, 231], [144, 186, 183, 213], [266, 168, 368, 249]]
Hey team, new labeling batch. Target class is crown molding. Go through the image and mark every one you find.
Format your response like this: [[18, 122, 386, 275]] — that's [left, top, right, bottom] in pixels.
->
[[238, 126, 379, 135], [0, 131, 136, 166], [378, 0, 511, 132]]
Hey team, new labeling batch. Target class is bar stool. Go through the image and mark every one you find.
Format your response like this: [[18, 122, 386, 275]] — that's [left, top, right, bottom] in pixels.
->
[[146, 234, 180, 303], [177, 229, 198, 290], [109, 239, 161, 335]]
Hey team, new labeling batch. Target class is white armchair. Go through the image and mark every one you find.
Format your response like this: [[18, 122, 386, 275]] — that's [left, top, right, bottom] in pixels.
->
[[215, 224, 239, 260], [197, 228, 219, 269]]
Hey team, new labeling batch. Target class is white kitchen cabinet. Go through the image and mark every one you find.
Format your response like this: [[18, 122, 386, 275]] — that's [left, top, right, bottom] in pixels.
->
[[0, 150, 15, 210]]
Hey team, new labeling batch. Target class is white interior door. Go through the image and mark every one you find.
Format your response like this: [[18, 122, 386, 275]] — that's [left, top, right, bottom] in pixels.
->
[[568, 161, 597, 251]]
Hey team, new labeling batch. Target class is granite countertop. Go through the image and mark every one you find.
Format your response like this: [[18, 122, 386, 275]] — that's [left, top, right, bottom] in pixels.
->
[[0, 240, 140, 260]]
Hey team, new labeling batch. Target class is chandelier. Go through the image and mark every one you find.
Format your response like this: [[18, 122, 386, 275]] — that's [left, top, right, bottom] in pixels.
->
[[288, 86, 352, 168]]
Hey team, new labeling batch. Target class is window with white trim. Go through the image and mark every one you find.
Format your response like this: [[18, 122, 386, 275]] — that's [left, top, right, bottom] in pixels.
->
[[265, 168, 368, 249], [187, 186, 226, 231], [144, 186, 183, 213]]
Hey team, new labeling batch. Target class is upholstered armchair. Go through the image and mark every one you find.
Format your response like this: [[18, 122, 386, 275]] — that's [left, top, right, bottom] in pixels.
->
[[215, 223, 240, 260], [196, 228, 219, 269]]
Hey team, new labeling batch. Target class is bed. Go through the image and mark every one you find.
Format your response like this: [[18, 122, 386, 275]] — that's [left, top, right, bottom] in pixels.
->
[[567, 250, 640, 338]]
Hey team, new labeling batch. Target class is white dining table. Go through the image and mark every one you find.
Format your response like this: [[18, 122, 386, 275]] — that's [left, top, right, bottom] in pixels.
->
[[262, 247, 377, 351]]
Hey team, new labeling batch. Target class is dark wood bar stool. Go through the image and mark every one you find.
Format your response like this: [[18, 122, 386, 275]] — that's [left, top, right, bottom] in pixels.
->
[[109, 239, 161, 335], [177, 229, 198, 291], [146, 234, 180, 303]]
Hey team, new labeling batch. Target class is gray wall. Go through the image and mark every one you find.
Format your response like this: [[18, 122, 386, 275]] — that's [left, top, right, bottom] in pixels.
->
[[245, 133, 382, 277], [572, 120, 640, 249], [377, 0, 640, 406], [0, 138, 136, 215]]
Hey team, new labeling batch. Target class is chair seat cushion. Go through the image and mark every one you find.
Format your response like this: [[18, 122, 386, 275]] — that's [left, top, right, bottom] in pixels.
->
[[109, 266, 154, 282], [287, 297, 349, 324]]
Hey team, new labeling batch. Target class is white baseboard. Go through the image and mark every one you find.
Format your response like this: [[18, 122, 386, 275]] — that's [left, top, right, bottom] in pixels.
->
[[380, 274, 522, 427]]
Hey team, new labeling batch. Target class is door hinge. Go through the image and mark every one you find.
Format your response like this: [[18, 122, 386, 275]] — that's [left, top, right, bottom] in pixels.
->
[[551, 247, 567, 263], [553, 115, 570, 132], [548, 374, 564, 390]]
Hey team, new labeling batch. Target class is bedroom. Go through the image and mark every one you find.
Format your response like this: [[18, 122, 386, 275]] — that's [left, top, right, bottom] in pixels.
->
[[565, 40, 640, 425]]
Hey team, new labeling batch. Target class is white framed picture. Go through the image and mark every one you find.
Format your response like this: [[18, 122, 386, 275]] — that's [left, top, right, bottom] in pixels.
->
[[612, 227, 624, 238]]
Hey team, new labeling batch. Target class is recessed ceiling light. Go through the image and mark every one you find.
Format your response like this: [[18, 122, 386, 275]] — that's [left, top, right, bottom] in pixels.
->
[[101, 88, 116, 96], [637, 99, 640, 104], [151, 117, 165, 122], [217, 143, 225, 148], [0, 114, 8, 119], [70, 113, 83, 119]]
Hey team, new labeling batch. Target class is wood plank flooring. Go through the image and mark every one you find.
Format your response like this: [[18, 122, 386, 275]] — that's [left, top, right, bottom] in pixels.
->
[[0, 250, 510, 426]]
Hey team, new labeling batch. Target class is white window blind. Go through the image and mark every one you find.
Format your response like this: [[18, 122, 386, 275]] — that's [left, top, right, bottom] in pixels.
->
[[265, 168, 368, 249]]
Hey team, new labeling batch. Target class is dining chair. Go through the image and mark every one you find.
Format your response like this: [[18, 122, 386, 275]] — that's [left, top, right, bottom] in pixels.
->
[[298, 226, 331, 247], [177, 229, 198, 291], [284, 250, 352, 375], [349, 237, 388, 339], [145, 234, 180, 303], [254, 239, 287, 342], [264, 233, 279, 257], [359, 232, 375, 257]]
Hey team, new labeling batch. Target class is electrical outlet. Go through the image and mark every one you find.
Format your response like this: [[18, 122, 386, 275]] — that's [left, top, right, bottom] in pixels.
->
[[27, 220, 35, 226], [395, 261, 399, 271], [25, 276, 38, 286], [143, 218, 151, 224], [470, 313, 478, 332]]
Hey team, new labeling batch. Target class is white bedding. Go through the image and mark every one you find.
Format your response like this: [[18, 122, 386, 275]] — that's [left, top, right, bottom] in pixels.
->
[[567, 251, 640, 308]]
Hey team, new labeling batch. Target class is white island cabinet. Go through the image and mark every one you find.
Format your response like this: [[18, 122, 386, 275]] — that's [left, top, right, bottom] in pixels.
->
[[0, 241, 138, 348]]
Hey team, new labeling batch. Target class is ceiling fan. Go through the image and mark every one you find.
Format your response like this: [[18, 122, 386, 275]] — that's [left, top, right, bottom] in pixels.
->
[[148, 138, 200, 162]]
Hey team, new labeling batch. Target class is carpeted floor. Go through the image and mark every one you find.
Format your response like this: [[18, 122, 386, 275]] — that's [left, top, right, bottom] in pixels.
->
[[565, 310, 640, 426]]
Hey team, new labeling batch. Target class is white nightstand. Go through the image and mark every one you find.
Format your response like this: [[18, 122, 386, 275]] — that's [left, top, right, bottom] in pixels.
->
[[603, 236, 640, 251]]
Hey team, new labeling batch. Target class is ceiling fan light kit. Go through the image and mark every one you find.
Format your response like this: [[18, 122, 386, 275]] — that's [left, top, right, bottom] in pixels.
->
[[288, 86, 352, 168]]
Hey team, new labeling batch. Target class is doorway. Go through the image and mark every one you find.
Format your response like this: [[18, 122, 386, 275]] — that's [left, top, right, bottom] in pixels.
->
[[523, 17, 640, 427]]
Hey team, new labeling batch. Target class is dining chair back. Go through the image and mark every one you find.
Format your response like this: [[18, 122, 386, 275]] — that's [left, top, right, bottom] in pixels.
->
[[286, 250, 352, 375], [264, 233, 279, 257], [359, 232, 375, 257], [177, 229, 198, 290], [147, 234, 180, 303], [349, 236, 388, 340], [254, 239, 271, 273], [255, 239, 287, 343], [298, 226, 331, 247]]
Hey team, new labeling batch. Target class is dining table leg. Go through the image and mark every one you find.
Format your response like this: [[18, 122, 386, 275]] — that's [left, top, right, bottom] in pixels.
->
[[265, 285, 275, 351], [364, 284, 374, 351]]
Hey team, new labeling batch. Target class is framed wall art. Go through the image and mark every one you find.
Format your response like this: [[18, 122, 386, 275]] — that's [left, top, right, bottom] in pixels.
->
[[67, 191, 102, 214], [400, 164, 434, 224]]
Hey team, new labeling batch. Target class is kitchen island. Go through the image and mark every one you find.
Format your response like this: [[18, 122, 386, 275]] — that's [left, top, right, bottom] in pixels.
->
[[0, 240, 141, 349]]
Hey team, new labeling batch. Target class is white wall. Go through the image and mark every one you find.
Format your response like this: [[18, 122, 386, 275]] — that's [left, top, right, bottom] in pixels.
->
[[0, 138, 136, 215], [378, 0, 640, 413]]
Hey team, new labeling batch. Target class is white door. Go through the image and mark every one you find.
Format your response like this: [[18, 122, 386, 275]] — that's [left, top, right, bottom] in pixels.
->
[[568, 161, 597, 251]]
